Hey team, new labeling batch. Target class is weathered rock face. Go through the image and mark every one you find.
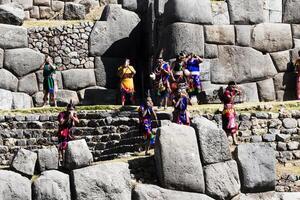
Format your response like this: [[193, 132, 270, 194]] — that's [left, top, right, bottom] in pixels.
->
[[33, 170, 70, 200], [78, 86, 117, 105], [236, 143, 276, 192], [191, 117, 231, 165], [227, 0, 265, 24], [37, 146, 58, 172], [63, 2, 85, 20], [233, 191, 280, 200], [0, 3, 25, 25], [133, 184, 214, 200], [235, 25, 252, 46], [163, 0, 212, 25], [0, 68, 18, 91], [239, 82, 260, 102], [18, 73, 39, 95], [155, 123, 205, 193], [0, 89, 13, 109], [283, 0, 300, 23], [65, 139, 93, 170], [33, 0, 50, 6], [11, 148, 37, 176], [204, 25, 235, 45], [159, 22, 204, 59], [211, 46, 277, 84], [12, 92, 33, 109], [0, 24, 27, 49], [251, 23, 293, 53], [71, 162, 132, 200], [89, 4, 140, 57], [56, 89, 80, 106], [4, 48, 45, 77], [211, 1, 230, 25], [12, 0, 33, 10], [204, 160, 241, 200], [0, 170, 31, 200], [257, 78, 276, 102], [62, 69, 96, 90], [270, 50, 291, 72]]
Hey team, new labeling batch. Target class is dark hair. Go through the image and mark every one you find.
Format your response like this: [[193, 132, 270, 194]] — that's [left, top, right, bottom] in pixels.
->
[[228, 81, 236, 86], [298, 50, 300, 57], [67, 100, 75, 110]]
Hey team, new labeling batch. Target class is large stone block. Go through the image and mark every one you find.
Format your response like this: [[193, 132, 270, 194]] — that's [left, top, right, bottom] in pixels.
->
[[227, 0, 265, 24], [37, 146, 58, 172], [12, 92, 33, 109], [159, 22, 204, 59], [56, 89, 80, 106], [0, 24, 28, 49], [273, 72, 296, 91], [89, 4, 140, 57], [63, 2, 85, 20], [235, 25, 252, 47], [18, 73, 39, 95], [0, 170, 31, 200], [205, 25, 235, 45], [62, 69, 96, 90], [283, 0, 300, 23], [233, 191, 280, 200], [11, 148, 37, 176], [71, 162, 131, 200], [65, 139, 93, 170], [39, 6, 51, 19], [78, 86, 117, 105], [12, 0, 33, 10], [270, 50, 291, 72], [211, 1, 230, 25], [236, 143, 276, 192], [204, 160, 241, 200], [239, 82, 259, 102], [33, 170, 71, 200], [191, 117, 231, 165], [155, 123, 205, 193], [51, 0, 64, 12], [211, 46, 277, 84], [163, 0, 212, 25], [0, 68, 18, 91], [292, 24, 300, 39], [0, 3, 25, 25], [251, 23, 293, 53], [30, 5, 39, 18], [133, 184, 214, 200], [257, 78, 276, 102], [4, 48, 45, 77], [0, 48, 3, 68], [0, 89, 13, 110], [33, 0, 50, 6]]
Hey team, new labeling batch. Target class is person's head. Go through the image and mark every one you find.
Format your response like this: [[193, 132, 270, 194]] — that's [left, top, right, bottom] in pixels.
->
[[157, 57, 164, 65], [228, 81, 236, 89], [45, 56, 52, 64], [146, 97, 153, 107], [66, 101, 75, 112], [124, 58, 130, 66]]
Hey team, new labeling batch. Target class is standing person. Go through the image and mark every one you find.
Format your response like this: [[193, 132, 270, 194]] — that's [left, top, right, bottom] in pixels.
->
[[222, 81, 241, 145], [138, 97, 158, 155], [156, 58, 172, 109], [118, 58, 136, 106], [57, 101, 79, 166], [173, 89, 190, 125], [295, 50, 300, 100]]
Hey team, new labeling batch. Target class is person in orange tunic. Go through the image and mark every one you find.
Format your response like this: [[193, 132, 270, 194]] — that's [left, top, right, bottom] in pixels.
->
[[295, 50, 300, 100]]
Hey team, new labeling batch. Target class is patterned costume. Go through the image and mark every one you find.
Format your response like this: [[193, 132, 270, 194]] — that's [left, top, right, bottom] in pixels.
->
[[138, 104, 155, 145], [154, 63, 171, 98], [295, 59, 300, 100], [57, 111, 74, 150], [186, 58, 202, 95], [118, 65, 135, 104], [173, 96, 190, 125], [43, 63, 56, 94], [222, 87, 238, 135]]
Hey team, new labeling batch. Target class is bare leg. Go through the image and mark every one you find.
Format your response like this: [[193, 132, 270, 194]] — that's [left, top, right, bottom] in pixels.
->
[[121, 94, 125, 106], [145, 137, 150, 155], [164, 97, 168, 109], [43, 91, 49, 106], [232, 134, 238, 145]]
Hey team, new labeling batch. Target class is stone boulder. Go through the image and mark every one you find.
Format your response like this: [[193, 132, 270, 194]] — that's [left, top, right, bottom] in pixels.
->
[[163, 0, 212, 25], [205, 44, 218, 59], [0, 68, 18, 91], [0, 170, 31, 200], [270, 50, 291, 72], [251, 23, 293, 53], [0, 3, 25, 25], [12, 92, 33, 109], [71, 162, 131, 200], [89, 4, 140, 57], [37, 146, 59, 172], [233, 191, 280, 200], [65, 139, 93, 170], [78, 86, 117, 105], [33, 170, 71, 200], [33, 0, 50, 6], [239, 82, 259, 102], [0, 48, 3, 68], [204, 160, 240, 200], [159, 22, 204, 59], [75, 0, 98, 13], [191, 117, 231, 165], [11, 148, 37, 176], [211, 1, 230, 25], [257, 79, 276, 102], [12, 0, 33, 10], [227, 0, 265, 24], [0, 24, 28, 49], [204, 25, 235, 45], [62, 69, 96, 90], [18, 73, 39, 95], [0, 89, 13, 110], [56, 89, 80, 106], [133, 184, 214, 200], [4, 48, 45, 77], [64, 2, 85, 20], [211, 46, 277, 84], [236, 143, 276, 192], [235, 25, 252, 47], [51, 1, 64, 12], [283, 0, 300, 23], [155, 123, 205, 193]]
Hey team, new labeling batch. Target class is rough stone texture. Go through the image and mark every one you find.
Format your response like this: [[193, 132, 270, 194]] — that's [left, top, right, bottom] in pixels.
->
[[239, 82, 259, 102], [64, 2, 85, 20], [4, 48, 45, 77], [204, 160, 241, 200], [71, 162, 131, 200], [33, 170, 71, 200], [292, 24, 300, 39], [211, 1, 230, 25], [227, 0, 265, 24], [0, 48, 3, 68], [163, 0, 212, 25], [273, 72, 296, 92], [89, 4, 140, 57], [133, 184, 214, 200], [283, 0, 300, 23], [12, 92, 33, 109], [18, 73, 39, 95], [0, 170, 31, 200], [30, 5, 39, 18], [0, 68, 18, 91], [78, 86, 117, 105], [119, 0, 138, 12], [0, 24, 27, 49], [233, 191, 280, 200], [211, 46, 277, 84], [270, 50, 291, 72], [62, 69, 96, 90], [56, 90, 80, 106], [12, 0, 33, 10], [0, 89, 13, 110], [11, 148, 37, 176], [155, 123, 205, 193], [205, 25, 235, 45], [205, 44, 218, 59], [192, 117, 231, 165], [257, 78, 276, 102], [287, 141, 299, 151], [160, 22, 204, 59], [51, 1, 64, 12], [37, 146, 58, 172], [282, 118, 297, 129], [235, 25, 252, 46], [34, 0, 50, 6], [251, 23, 293, 53], [237, 143, 276, 192], [0, 3, 25, 25], [39, 6, 52, 19], [65, 139, 93, 170]]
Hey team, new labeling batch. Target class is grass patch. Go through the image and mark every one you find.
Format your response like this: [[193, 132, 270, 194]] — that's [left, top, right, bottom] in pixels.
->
[[276, 161, 300, 178]]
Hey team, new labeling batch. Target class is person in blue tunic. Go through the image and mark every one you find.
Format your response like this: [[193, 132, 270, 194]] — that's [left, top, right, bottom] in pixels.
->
[[186, 53, 203, 99], [173, 89, 190, 125]]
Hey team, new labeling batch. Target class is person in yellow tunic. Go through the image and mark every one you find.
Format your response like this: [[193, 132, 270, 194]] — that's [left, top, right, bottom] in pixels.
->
[[118, 58, 136, 106]]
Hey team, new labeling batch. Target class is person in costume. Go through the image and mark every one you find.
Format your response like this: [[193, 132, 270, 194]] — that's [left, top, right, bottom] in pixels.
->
[[222, 81, 241, 145], [186, 53, 203, 100], [294, 50, 300, 100], [57, 101, 79, 165], [173, 88, 190, 125], [138, 97, 157, 155], [118, 58, 136, 106]]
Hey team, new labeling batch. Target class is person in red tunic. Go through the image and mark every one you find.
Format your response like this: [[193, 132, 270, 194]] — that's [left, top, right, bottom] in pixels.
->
[[222, 81, 241, 145], [294, 50, 300, 100]]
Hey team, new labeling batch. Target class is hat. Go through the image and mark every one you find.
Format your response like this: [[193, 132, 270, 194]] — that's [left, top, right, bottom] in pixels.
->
[[67, 100, 75, 110]]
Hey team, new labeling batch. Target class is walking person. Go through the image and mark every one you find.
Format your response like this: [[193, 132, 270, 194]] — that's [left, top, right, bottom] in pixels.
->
[[294, 50, 300, 100]]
